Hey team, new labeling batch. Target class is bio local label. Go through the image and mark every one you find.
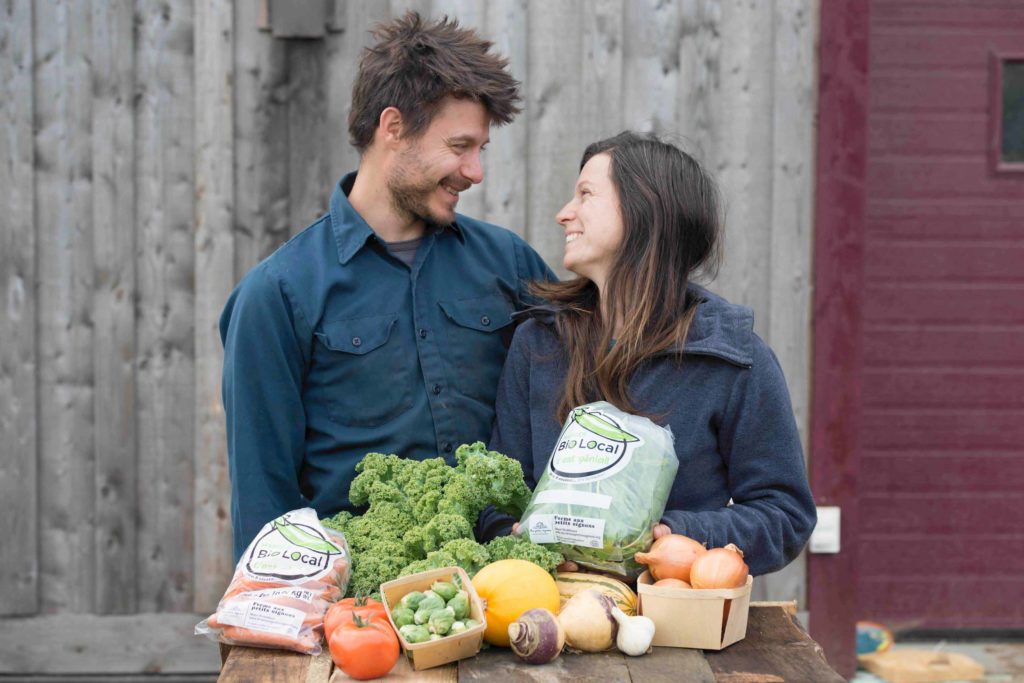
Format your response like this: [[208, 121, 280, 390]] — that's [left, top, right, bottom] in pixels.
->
[[549, 406, 643, 483], [243, 510, 347, 581]]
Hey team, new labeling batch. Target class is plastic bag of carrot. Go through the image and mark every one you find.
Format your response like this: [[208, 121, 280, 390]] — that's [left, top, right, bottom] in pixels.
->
[[196, 508, 351, 655]]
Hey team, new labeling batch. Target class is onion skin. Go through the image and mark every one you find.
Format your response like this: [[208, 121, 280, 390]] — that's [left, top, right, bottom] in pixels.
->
[[508, 608, 565, 664], [633, 534, 706, 582], [690, 543, 749, 589]]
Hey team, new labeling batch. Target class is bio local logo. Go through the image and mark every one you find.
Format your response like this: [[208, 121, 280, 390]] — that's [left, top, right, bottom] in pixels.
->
[[245, 514, 345, 581], [549, 407, 641, 482]]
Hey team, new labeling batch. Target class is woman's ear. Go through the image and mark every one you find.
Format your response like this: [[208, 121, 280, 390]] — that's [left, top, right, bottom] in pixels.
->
[[378, 107, 404, 147]]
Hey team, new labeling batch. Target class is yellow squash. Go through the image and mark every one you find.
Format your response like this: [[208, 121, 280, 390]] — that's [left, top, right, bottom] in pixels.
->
[[471, 559, 560, 647]]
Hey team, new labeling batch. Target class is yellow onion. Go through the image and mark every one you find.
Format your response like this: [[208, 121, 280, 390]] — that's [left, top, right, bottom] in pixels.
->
[[633, 534, 707, 582], [689, 543, 749, 589]]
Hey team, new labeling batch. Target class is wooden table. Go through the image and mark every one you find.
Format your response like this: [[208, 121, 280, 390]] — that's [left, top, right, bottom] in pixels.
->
[[218, 604, 844, 682]]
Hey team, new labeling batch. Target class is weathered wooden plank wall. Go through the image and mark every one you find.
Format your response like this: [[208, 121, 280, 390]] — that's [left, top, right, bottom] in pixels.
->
[[91, 0, 138, 614], [0, 0, 817, 672], [0, 0, 38, 618]]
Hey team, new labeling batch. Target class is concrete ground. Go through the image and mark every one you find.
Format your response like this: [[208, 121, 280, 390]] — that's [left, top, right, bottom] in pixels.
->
[[851, 641, 1024, 683]]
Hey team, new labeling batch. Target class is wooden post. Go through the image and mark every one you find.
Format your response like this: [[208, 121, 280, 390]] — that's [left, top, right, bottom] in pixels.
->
[[0, 0, 37, 617], [35, 0, 97, 615], [526, 0, 583, 276], [194, 0, 237, 612], [482, 0, 529, 236], [91, 0, 138, 615], [764, 0, 818, 608], [135, 0, 197, 613]]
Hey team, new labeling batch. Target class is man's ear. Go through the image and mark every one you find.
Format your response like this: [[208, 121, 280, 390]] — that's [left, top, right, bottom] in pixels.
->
[[378, 107, 404, 147]]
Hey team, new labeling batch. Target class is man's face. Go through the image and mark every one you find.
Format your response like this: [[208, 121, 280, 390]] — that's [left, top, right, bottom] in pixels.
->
[[386, 97, 491, 227]]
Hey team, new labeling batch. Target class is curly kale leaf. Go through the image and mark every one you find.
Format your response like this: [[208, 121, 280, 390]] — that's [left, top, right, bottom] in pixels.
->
[[455, 442, 533, 518], [486, 535, 563, 575]]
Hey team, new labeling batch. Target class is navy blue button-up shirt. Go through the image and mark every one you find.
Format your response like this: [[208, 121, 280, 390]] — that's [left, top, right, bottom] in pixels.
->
[[220, 173, 555, 560]]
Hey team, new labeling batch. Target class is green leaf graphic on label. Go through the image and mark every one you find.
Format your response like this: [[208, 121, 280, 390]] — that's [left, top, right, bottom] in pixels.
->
[[273, 519, 342, 554], [571, 408, 639, 442]]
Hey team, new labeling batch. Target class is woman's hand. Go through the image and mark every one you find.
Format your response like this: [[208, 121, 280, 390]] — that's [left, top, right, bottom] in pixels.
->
[[509, 524, 581, 573]]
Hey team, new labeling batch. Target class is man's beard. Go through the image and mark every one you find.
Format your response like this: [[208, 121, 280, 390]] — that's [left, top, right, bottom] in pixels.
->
[[386, 154, 456, 231]]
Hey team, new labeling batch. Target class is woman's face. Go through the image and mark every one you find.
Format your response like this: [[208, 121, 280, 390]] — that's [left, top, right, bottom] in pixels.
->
[[556, 153, 625, 290]]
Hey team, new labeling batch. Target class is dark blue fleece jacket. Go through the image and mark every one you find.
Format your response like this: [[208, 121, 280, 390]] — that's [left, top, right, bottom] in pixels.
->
[[486, 286, 816, 576]]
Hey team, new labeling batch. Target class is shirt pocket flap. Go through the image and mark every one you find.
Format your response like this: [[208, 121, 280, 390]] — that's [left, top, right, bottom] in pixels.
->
[[438, 295, 514, 333], [314, 313, 398, 355]]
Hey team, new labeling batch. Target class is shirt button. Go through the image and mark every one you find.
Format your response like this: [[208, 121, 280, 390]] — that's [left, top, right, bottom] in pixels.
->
[[480, 315, 491, 326], [351, 336, 362, 347], [419, 329, 427, 339], [444, 443, 453, 453], [433, 384, 442, 395]]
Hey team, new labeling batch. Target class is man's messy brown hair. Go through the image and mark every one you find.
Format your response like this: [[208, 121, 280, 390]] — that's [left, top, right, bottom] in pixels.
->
[[348, 11, 521, 153]]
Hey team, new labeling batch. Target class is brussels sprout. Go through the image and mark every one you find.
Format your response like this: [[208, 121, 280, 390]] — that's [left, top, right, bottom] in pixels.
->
[[417, 592, 446, 614], [413, 593, 446, 625], [399, 591, 426, 611], [428, 607, 456, 635], [399, 624, 431, 644], [447, 591, 470, 620], [391, 606, 415, 627], [430, 580, 459, 602], [449, 620, 467, 635], [430, 633, 443, 641], [462, 618, 480, 629]]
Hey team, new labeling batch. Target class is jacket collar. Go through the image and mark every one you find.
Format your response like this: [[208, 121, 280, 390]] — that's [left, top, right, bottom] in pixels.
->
[[679, 284, 753, 367], [519, 283, 754, 368], [329, 172, 464, 265]]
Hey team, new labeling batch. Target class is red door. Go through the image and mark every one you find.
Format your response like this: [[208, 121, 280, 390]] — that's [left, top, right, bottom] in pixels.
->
[[858, 1, 1024, 630]]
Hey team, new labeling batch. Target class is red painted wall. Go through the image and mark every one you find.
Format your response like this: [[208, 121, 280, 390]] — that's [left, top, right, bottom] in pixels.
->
[[858, 0, 1024, 631]]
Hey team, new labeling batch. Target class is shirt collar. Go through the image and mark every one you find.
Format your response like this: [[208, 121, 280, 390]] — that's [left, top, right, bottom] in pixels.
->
[[329, 172, 465, 265]]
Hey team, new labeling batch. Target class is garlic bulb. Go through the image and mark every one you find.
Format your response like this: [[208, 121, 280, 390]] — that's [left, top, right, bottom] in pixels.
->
[[610, 607, 656, 656]]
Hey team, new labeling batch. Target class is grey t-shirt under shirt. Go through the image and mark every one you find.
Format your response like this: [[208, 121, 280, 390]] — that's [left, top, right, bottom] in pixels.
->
[[386, 236, 423, 268]]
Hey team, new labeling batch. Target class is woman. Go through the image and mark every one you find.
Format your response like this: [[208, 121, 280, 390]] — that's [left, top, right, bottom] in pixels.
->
[[489, 132, 815, 576]]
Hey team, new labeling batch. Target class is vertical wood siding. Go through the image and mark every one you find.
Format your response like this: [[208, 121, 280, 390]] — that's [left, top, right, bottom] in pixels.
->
[[0, 0, 816, 630], [0, 0, 38, 617], [91, 0, 138, 615]]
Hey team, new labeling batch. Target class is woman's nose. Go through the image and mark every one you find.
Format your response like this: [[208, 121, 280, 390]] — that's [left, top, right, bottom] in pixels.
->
[[556, 201, 574, 225]]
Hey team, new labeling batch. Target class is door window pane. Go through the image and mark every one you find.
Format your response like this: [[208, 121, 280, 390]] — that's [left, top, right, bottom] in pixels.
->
[[1002, 60, 1024, 163]]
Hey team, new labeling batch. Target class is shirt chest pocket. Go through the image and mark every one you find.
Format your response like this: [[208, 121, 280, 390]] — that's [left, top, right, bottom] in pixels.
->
[[311, 313, 412, 428], [438, 294, 516, 405]]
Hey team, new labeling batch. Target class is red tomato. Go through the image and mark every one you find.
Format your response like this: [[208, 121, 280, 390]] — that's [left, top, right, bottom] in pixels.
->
[[328, 614, 400, 680], [324, 596, 389, 640]]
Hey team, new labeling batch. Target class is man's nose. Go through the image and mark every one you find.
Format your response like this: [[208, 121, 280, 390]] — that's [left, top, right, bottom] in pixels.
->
[[462, 151, 484, 184]]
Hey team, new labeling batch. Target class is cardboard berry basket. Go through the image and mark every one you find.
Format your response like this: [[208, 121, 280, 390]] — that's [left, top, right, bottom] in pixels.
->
[[637, 571, 753, 650], [379, 566, 486, 671]]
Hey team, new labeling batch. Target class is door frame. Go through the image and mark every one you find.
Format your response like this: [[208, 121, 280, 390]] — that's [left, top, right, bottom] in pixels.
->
[[808, 0, 870, 679]]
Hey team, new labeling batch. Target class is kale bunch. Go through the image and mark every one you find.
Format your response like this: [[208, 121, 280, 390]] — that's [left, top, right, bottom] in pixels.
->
[[322, 442, 556, 597]]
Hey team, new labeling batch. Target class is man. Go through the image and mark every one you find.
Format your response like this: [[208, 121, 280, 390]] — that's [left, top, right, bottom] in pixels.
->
[[220, 12, 554, 560]]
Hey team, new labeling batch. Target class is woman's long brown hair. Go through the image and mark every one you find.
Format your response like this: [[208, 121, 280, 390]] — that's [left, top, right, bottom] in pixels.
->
[[532, 132, 722, 421]]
